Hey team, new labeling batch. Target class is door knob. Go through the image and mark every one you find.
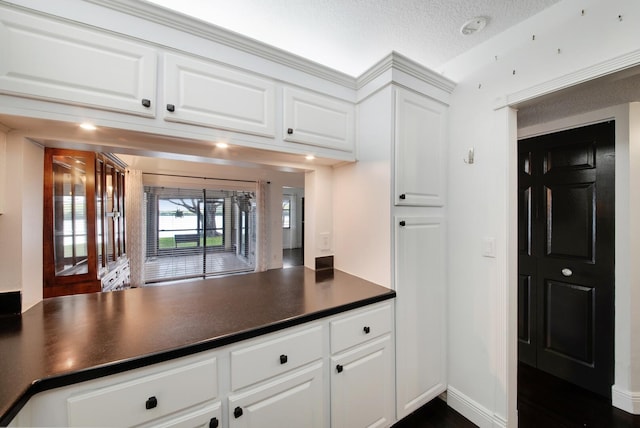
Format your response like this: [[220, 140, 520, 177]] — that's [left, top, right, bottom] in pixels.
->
[[561, 268, 573, 277]]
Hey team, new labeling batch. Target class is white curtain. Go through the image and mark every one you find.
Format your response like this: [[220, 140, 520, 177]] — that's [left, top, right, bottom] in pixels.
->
[[255, 180, 269, 272], [125, 169, 145, 286]]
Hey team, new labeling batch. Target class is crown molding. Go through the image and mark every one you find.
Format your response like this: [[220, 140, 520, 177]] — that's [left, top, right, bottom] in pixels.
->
[[357, 51, 456, 93], [83, 0, 358, 89]]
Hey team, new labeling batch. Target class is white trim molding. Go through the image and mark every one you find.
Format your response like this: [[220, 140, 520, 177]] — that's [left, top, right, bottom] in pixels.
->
[[447, 386, 507, 428], [496, 48, 640, 109], [612, 385, 640, 415]]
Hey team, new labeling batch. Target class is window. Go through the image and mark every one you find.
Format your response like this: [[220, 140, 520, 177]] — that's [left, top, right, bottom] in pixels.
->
[[282, 196, 291, 229]]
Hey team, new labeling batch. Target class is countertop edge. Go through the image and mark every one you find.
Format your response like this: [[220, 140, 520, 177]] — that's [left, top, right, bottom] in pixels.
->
[[0, 290, 395, 426]]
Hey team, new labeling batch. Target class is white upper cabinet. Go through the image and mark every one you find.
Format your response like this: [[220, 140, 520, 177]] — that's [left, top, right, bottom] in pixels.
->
[[283, 87, 355, 152], [394, 87, 447, 206], [0, 7, 157, 117], [163, 53, 275, 137]]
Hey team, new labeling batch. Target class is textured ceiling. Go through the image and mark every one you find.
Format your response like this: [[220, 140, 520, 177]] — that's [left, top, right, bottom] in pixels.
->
[[144, 0, 562, 76]]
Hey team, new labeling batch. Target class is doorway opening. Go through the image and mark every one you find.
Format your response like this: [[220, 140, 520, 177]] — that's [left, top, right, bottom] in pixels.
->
[[517, 121, 617, 425], [282, 187, 304, 268]]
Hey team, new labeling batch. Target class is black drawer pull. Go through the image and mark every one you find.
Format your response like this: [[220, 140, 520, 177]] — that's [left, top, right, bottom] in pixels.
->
[[234, 406, 243, 418], [287, 128, 293, 134], [280, 354, 288, 364], [145, 396, 158, 410], [363, 326, 371, 334], [166, 104, 175, 112], [209, 417, 219, 428], [336, 364, 343, 373], [399, 220, 406, 227], [141, 98, 151, 108], [399, 193, 406, 200]]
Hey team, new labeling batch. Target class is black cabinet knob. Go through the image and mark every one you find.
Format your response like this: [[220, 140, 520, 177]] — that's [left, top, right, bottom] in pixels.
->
[[145, 396, 158, 410], [287, 128, 293, 134], [166, 104, 175, 112], [280, 354, 288, 364], [399, 193, 406, 200], [141, 98, 151, 108], [234, 406, 244, 418], [336, 364, 343, 373], [363, 326, 371, 334], [209, 417, 219, 428], [399, 220, 406, 227]]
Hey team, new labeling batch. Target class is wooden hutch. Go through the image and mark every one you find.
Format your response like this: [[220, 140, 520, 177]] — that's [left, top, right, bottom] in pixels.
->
[[43, 148, 129, 297]]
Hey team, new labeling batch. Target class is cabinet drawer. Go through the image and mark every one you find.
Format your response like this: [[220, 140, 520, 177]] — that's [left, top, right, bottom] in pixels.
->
[[67, 357, 217, 427], [330, 303, 392, 353], [231, 325, 322, 391], [138, 401, 221, 428]]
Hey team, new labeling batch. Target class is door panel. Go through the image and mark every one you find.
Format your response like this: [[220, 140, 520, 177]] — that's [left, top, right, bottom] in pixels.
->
[[545, 183, 595, 260], [518, 121, 614, 398], [544, 279, 594, 364]]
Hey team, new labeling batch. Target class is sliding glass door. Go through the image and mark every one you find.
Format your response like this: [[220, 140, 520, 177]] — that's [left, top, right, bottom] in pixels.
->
[[144, 187, 256, 283]]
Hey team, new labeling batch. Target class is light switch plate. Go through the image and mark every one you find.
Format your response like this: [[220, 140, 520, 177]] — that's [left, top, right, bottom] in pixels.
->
[[482, 237, 496, 258]]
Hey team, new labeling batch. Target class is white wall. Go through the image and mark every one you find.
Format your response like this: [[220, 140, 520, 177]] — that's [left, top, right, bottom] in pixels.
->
[[0, 134, 43, 310], [304, 166, 334, 268], [333, 85, 392, 287], [443, 0, 640, 425], [0, 127, 6, 216]]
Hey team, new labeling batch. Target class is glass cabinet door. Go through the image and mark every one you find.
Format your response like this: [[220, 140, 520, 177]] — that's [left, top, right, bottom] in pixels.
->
[[50, 153, 92, 276]]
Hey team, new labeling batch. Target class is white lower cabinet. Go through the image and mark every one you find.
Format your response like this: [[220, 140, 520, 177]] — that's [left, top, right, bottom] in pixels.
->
[[66, 357, 218, 427], [138, 401, 221, 428], [395, 217, 446, 419], [228, 363, 324, 428], [330, 303, 394, 428], [331, 335, 393, 428], [9, 301, 396, 427]]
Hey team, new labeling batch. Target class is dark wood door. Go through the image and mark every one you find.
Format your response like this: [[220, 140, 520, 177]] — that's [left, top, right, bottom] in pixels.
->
[[518, 121, 615, 397]]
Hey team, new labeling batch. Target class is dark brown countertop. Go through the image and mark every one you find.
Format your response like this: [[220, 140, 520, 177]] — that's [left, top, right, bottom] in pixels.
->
[[0, 267, 394, 426]]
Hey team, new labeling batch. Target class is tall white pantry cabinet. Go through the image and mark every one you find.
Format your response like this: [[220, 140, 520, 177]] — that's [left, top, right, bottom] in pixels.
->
[[354, 70, 453, 420]]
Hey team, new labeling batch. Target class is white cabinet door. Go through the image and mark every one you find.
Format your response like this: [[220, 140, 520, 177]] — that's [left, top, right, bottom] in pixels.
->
[[331, 335, 393, 428], [283, 87, 354, 152], [164, 53, 275, 137], [394, 88, 447, 206], [0, 7, 157, 117], [228, 362, 324, 428], [395, 216, 446, 419]]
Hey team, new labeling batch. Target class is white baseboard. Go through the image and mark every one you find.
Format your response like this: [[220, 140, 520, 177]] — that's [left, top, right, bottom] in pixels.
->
[[612, 385, 640, 414], [446, 386, 507, 428]]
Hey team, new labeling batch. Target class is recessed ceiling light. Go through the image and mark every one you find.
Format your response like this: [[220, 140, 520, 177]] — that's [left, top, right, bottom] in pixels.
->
[[79, 123, 97, 131], [216, 142, 229, 148], [460, 16, 488, 36], [305, 154, 315, 161]]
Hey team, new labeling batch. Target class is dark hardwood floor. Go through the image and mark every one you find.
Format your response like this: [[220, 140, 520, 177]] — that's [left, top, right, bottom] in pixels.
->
[[391, 366, 640, 428], [283, 248, 304, 267], [518, 363, 640, 428], [392, 398, 477, 428]]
